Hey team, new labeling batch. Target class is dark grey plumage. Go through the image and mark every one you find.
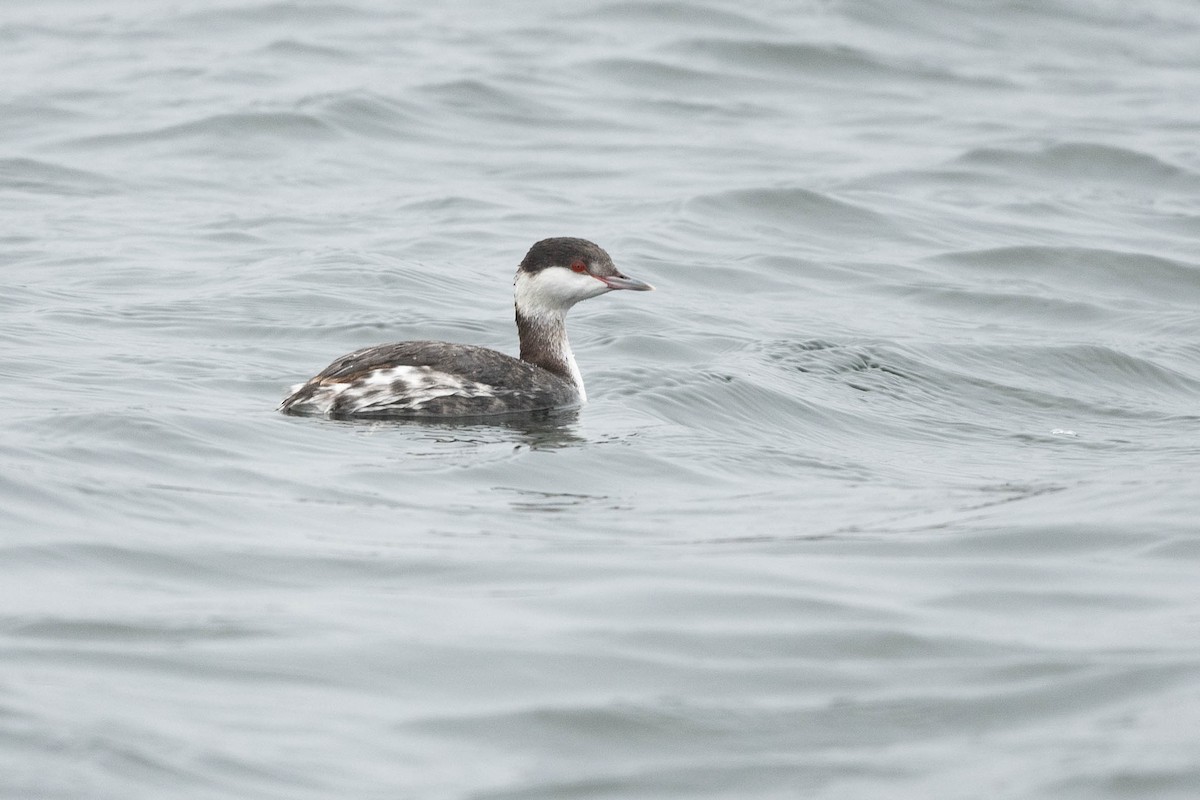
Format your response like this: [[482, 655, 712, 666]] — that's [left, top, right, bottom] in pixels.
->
[[280, 341, 577, 418], [518, 237, 615, 276], [280, 237, 652, 419]]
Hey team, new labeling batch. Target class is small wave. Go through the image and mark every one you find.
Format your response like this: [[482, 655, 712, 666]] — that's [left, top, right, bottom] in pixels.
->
[[982, 343, 1200, 405], [685, 187, 896, 238], [756, 337, 1200, 428], [417, 79, 562, 124], [954, 142, 1200, 189], [896, 284, 1113, 326], [757, 340, 957, 417], [302, 91, 428, 139], [676, 38, 886, 77], [927, 245, 1200, 305], [576, 1, 770, 32], [67, 111, 340, 149], [4, 616, 265, 643], [399, 195, 505, 214], [671, 38, 1011, 87], [0, 157, 118, 195], [176, 2, 380, 31], [261, 38, 354, 60], [579, 57, 770, 94], [764, 339, 913, 380], [0, 102, 86, 138]]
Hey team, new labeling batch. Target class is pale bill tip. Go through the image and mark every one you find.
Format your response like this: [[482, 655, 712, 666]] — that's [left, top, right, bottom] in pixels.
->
[[602, 274, 655, 291]]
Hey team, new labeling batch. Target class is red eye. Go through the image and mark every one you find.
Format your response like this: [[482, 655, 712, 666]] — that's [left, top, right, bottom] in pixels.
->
[[570, 261, 587, 273]]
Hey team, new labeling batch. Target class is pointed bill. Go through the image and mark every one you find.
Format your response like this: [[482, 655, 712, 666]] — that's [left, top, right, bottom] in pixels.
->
[[599, 273, 654, 291]]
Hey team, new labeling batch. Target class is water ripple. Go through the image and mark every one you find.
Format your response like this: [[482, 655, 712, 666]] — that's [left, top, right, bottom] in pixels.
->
[[4, 0, 1200, 797], [66, 111, 340, 150], [685, 186, 899, 240], [955, 142, 1200, 190], [927, 246, 1200, 304], [0, 157, 119, 195]]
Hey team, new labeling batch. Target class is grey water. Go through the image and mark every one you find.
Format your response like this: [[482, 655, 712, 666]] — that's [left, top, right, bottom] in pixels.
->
[[3, 0, 1200, 797]]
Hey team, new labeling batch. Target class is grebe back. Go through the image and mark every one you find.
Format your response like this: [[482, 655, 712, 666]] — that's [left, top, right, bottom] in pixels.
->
[[280, 237, 653, 418]]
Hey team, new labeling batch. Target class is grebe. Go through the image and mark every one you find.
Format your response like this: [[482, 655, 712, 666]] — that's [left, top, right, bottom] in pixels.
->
[[280, 237, 653, 418]]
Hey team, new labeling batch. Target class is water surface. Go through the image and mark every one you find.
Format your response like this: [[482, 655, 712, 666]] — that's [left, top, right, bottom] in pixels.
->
[[3, 1, 1200, 798]]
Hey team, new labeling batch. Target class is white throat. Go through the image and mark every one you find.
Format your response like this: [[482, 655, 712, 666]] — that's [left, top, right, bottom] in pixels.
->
[[514, 269, 606, 400], [514, 267, 609, 315]]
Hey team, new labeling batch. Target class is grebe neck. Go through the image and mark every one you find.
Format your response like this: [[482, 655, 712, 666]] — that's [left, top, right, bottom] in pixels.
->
[[516, 308, 586, 401]]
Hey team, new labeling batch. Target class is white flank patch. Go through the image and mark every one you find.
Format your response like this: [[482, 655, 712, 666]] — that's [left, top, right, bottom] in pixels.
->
[[289, 365, 496, 415]]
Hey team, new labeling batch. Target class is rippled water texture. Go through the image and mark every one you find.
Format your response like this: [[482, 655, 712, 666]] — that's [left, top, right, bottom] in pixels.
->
[[3, 1, 1200, 798]]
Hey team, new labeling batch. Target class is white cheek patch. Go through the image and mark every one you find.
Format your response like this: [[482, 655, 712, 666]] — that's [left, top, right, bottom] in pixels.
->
[[515, 268, 609, 313]]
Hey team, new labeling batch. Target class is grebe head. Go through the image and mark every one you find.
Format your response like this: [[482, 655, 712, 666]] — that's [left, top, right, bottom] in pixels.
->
[[514, 237, 653, 315]]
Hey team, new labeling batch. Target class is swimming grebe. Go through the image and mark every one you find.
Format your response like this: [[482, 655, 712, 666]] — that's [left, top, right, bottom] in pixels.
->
[[280, 237, 653, 418]]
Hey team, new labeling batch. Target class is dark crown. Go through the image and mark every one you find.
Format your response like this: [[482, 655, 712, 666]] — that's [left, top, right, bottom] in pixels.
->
[[518, 237, 614, 275]]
